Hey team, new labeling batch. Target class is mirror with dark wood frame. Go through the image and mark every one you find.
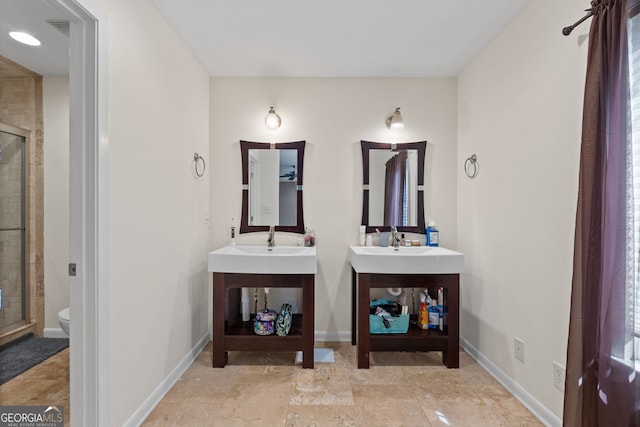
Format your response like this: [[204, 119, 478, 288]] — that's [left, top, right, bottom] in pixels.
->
[[360, 140, 427, 234], [240, 140, 306, 234]]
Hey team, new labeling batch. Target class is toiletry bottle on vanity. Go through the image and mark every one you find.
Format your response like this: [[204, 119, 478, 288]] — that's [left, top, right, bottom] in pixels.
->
[[304, 227, 316, 247], [427, 221, 439, 247]]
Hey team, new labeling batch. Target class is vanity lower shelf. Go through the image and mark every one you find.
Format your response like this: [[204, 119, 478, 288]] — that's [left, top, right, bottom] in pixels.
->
[[369, 324, 449, 351], [212, 272, 315, 368], [352, 269, 460, 369], [223, 316, 304, 351]]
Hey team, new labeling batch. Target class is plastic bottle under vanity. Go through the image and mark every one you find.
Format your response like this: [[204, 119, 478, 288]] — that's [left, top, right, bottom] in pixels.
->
[[426, 221, 439, 247], [241, 288, 250, 321], [428, 299, 440, 329], [418, 292, 429, 330]]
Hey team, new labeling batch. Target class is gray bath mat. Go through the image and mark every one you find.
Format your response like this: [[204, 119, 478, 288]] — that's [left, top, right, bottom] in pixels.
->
[[0, 333, 69, 385]]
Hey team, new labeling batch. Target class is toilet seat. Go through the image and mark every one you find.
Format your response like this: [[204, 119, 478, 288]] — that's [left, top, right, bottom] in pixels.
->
[[58, 307, 70, 337]]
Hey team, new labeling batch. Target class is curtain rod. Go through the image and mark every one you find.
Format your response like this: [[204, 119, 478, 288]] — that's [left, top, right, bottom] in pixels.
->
[[563, 8, 595, 35]]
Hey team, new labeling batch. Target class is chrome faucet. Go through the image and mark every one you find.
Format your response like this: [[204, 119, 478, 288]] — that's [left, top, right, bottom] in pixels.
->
[[267, 226, 275, 250], [391, 226, 400, 250]]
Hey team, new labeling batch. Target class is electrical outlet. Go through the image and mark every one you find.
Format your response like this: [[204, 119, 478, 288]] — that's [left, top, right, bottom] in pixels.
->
[[514, 337, 525, 363], [553, 361, 566, 391]]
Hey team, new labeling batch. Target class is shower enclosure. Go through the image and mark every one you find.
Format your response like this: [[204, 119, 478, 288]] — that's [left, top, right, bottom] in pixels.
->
[[0, 123, 29, 334]]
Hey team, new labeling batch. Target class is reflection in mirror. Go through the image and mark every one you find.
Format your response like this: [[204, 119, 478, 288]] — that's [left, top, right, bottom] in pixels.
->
[[248, 149, 298, 226], [361, 140, 427, 234], [369, 149, 419, 226], [240, 140, 306, 234]]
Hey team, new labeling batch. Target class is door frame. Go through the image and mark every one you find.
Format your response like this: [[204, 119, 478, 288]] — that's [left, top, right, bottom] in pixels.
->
[[47, 0, 109, 425]]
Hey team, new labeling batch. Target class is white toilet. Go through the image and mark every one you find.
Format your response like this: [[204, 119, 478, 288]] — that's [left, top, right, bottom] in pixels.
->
[[58, 307, 70, 336]]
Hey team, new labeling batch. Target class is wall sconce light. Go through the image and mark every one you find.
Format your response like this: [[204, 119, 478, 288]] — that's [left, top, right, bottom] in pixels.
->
[[265, 107, 281, 130], [386, 107, 404, 130]]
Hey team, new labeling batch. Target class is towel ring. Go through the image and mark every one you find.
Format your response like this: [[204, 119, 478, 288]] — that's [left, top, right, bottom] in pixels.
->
[[194, 152, 206, 178], [464, 154, 479, 179]]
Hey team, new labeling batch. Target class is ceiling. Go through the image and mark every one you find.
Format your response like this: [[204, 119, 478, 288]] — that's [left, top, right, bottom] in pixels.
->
[[152, 0, 535, 77], [0, 0, 535, 78], [0, 0, 69, 77]]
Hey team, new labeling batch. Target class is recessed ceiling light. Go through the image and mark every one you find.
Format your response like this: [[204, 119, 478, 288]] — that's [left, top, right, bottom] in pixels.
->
[[9, 31, 41, 47]]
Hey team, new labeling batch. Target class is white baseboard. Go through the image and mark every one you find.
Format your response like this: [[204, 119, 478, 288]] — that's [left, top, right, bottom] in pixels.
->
[[459, 337, 561, 427], [121, 333, 210, 427], [43, 328, 68, 339], [314, 331, 352, 342]]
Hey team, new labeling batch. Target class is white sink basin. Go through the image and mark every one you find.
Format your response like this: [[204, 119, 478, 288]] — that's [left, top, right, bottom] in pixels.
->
[[349, 245, 464, 274], [208, 245, 317, 274]]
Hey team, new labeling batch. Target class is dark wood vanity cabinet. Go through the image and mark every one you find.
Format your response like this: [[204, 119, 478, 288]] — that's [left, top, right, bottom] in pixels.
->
[[212, 272, 315, 369], [351, 269, 460, 369]]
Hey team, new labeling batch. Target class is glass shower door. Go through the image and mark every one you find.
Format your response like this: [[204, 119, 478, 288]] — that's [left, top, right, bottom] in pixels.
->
[[0, 124, 26, 332]]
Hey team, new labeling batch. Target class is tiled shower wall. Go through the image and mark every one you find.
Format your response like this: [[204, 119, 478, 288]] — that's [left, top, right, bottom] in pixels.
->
[[0, 132, 24, 328], [0, 74, 44, 335]]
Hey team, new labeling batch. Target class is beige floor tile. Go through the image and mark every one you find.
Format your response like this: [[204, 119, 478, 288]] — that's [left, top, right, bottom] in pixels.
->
[[421, 399, 542, 426], [284, 406, 362, 427], [0, 343, 544, 427], [290, 366, 354, 406]]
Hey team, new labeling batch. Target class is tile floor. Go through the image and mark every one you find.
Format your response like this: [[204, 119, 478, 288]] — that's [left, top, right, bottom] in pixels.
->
[[0, 347, 70, 427], [143, 342, 543, 426], [0, 343, 544, 426]]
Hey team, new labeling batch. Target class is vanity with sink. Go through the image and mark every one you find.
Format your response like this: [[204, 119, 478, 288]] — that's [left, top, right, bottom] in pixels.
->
[[207, 139, 316, 368], [349, 245, 464, 369], [352, 140, 465, 368], [208, 244, 317, 368]]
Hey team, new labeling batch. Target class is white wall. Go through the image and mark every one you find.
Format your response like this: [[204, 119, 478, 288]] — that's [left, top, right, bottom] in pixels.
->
[[457, 0, 587, 421], [43, 76, 69, 330], [95, 0, 210, 425], [54, 0, 586, 422], [210, 77, 458, 338]]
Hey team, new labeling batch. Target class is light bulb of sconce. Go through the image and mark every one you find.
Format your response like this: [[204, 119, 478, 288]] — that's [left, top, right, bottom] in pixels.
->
[[387, 107, 404, 130], [265, 107, 281, 130]]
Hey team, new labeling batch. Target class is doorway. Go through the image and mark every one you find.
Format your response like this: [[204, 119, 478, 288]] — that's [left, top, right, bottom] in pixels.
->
[[0, 0, 106, 422]]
